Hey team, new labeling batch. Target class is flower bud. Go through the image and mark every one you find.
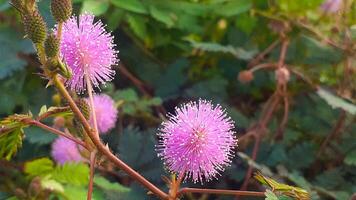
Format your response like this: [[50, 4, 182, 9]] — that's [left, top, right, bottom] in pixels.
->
[[238, 70, 254, 83], [46, 57, 59, 71], [10, 0, 24, 12], [51, 0, 72, 23], [45, 33, 59, 58], [23, 11, 47, 44], [275, 67, 290, 85], [76, 98, 90, 120]]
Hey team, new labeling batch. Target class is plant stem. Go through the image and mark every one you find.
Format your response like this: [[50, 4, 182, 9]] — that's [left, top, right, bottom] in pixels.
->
[[84, 70, 100, 200], [87, 151, 97, 200], [85, 72, 99, 137], [178, 188, 265, 197], [57, 23, 63, 41], [28, 120, 88, 149], [52, 75, 168, 200]]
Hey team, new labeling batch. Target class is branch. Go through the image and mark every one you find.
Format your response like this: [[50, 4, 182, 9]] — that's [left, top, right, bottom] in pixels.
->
[[317, 110, 347, 157], [178, 188, 265, 198], [52, 75, 168, 200], [248, 39, 280, 67], [87, 151, 97, 200], [37, 106, 71, 121], [28, 120, 89, 150]]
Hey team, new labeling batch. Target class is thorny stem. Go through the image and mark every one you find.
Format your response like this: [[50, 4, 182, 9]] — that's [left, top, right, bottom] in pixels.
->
[[57, 23, 63, 41], [85, 70, 99, 200], [52, 75, 168, 200], [85, 72, 99, 137], [178, 188, 265, 198], [87, 151, 97, 200], [168, 173, 184, 200]]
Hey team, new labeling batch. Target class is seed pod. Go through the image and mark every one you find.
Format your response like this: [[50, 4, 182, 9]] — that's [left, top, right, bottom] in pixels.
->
[[238, 70, 254, 83], [51, 0, 72, 23], [23, 11, 47, 44], [45, 33, 59, 58]]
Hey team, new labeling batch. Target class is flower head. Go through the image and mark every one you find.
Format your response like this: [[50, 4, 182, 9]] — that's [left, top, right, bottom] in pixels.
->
[[88, 94, 118, 134], [156, 100, 237, 183], [59, 14, 118, 92], [320, 0, 342, 13], [51, 136, 83, 165]]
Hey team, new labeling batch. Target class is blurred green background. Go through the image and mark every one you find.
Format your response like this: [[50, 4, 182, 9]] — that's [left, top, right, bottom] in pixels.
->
[[0, 0, 355, 199]]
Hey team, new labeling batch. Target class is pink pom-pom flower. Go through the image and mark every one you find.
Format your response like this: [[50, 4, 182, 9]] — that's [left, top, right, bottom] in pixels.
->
[[88, 94, 118, 134], [59, 14, 118, 93], [156, 100, 237, 183], [320, 0, 342, 13], [51, 136, 83, 165]]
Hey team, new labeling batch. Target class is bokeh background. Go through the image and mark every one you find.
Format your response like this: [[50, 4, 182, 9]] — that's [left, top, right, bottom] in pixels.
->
[[0, 0, 355, 199]]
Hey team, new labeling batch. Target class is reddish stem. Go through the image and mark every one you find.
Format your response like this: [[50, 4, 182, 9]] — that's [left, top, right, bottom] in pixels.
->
[[28, 120, 89, 150], [248, 39, 280, 67], [87, 151, 97, 200], [178, 188, 265, 197], [52, 75, 168, 199]]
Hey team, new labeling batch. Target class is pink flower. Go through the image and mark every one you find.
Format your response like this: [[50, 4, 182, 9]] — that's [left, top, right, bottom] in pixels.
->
[[156, 100, 237, 183], [51, 136, 83, 165], [320, 0, 342, 13], [59, 14, 118, 93], [88, 94, 118, 134]]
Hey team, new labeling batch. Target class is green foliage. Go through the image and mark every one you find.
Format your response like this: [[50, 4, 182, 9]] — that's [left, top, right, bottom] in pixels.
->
[[1, 0, 356, 199], [24, 158, 89, 186], [0, 27, 34, 80], [0, 128, 24, 160], [24, 157, 54, 177], [317, 88, 356, 115], [344, 150, 356, 166], [0, 114, 31, 160], [118, 127, 164, 181], [112, 88, 162, 115]]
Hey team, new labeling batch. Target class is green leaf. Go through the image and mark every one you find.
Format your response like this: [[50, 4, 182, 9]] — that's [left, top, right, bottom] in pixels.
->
[[188, 39, 257, 60], [185, 77, 229, 103], [153, 59, 189, 99], [52, 163, 89, 186], [265, 189, 279, 200], [126, 14, 148, 41], [38, 105, 48, 116], [94, 175, 130, 192], [0, 128, 24, 160], [24, 158, 54, 177], [214, 0, 252, 17], [317, 88, 356, 115], [148, 5, 175, 27], [25, 127, 56, 145], [344, 150, 356, 166], [111, 0, 147, 14], [41, 176, 64, 193], [82, 0, 109, 16], [118, 127, 164, 180], [286, 142, 316, 169], [114, 88, 139, 102], [0, 27, 34, 80]]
